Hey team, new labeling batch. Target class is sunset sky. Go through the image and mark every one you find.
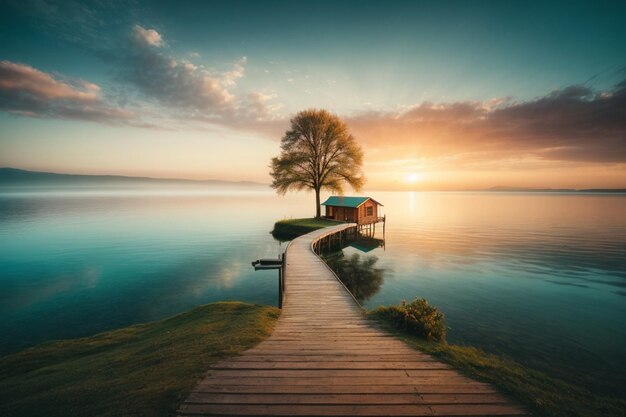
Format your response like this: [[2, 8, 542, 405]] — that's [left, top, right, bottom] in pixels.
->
[[1, 0, 625, 190]]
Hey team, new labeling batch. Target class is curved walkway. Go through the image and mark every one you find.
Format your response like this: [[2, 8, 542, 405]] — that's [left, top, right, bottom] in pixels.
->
[[178, 224, 528, 416]]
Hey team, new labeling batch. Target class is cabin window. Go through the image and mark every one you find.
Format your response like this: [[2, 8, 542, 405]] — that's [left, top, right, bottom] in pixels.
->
[[328, 206, 333, 217], [366, 206, 373, 216]]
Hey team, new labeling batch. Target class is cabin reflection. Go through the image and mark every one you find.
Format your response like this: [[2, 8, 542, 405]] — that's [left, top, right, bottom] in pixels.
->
[[348, 235, 385, 252], [314, 227, 385, 255]]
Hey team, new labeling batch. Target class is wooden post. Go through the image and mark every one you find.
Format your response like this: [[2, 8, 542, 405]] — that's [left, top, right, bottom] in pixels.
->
[[282, 251, 286, 292], [278, 266, 283, 309]]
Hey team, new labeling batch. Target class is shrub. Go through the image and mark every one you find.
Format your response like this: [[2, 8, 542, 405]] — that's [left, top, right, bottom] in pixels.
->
[[370, 298, 446, 342]]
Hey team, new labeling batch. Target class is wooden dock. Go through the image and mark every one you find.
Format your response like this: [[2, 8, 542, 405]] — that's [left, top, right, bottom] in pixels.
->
[[178, 224, 528, 416]]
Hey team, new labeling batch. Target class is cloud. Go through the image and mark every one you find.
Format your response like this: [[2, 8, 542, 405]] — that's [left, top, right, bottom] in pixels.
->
[[122, 26, 274, 124], [0, 60, 100, 101], [0, 11, 280, 130], [222, 57, 246, 86], [0, 60, 136, 124], [486, 82, 626, 162], [347, 78, 626, 165], [0, 23, 280, 131], [124, 37, 234, 115], [132, 24, 163, 47]]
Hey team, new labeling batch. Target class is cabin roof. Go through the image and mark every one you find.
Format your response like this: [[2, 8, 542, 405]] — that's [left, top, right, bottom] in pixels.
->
[[321, 196, 383, 208]]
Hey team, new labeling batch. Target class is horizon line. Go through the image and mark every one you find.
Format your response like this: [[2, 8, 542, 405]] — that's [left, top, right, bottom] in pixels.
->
[[1, 167, 625, 193]]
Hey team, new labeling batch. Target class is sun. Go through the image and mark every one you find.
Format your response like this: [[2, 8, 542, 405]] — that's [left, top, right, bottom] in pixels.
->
[[405, 172, 424, 183]]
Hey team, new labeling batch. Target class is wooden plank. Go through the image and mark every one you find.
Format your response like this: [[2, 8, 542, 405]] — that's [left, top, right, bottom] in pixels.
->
[[233, 355, 437, 362], [267, 334, 391, 338], [195, 377, 476, 386], [178, 403, 435, 416], [206, 369, 460, 378], [184, 393, 510, 405], [267, 334, 394, 339], [262, 324, 375, 328], [191, 384, 498, 395], [250, 341, 414, 347], [212, 361, 449, 370], [179, 403, 527, 416], [245, 348, 419, 353], [430, 404, 528, 416], [254, 342, 406, 346]]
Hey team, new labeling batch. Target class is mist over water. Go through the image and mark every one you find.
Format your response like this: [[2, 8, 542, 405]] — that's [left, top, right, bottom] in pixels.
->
[[0, 188, 624, 395]]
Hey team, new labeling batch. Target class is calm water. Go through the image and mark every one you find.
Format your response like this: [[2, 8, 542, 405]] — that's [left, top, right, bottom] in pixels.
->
[[1, 189, 624, 395], [343, 192, 626, 395]]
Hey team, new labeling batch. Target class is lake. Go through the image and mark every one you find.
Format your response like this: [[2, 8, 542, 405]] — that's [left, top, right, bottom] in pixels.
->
[[0, 188, 624, 396]]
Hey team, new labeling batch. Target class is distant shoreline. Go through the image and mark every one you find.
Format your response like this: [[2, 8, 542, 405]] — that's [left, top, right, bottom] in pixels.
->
[[483, 186, 626, 193], [1, 168, 624, 193], [0, 167, 268, 187]]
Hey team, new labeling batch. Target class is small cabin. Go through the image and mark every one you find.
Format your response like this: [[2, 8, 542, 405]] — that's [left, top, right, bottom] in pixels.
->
[[321, 196, 383, 225]]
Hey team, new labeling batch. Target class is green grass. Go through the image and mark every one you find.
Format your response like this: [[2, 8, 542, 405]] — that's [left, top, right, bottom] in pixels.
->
[[0, 302, 279, 417], [369, 312, 626, 417], [271, 217, 341, 240]]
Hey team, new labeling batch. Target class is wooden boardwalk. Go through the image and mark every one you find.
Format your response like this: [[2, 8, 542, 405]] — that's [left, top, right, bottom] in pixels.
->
[[178, 224, 528, 416]]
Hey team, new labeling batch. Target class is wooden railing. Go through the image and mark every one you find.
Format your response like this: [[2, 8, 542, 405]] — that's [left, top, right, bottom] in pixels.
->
[[311, 225, 359, 255], [358, 215, 385, 225]]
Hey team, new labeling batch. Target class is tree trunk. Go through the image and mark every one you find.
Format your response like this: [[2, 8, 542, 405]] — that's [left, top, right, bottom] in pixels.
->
[[315, 188, 321, 218]]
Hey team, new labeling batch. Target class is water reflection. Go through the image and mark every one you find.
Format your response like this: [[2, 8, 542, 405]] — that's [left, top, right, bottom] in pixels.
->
[[348, 235, 385, 252], [323, 252, 385, 304], [317, 230, 387, 304]]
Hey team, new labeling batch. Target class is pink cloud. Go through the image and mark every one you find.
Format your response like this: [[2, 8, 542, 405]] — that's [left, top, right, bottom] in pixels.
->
[[0, 60, 100, 102], [0, 60, 136, 124], [132, 25, 163, 47], [346, 79, 626, 164]]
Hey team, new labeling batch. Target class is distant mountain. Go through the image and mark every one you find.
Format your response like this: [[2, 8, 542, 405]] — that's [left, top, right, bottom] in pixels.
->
[[0, 168, 268, 187], [577, 189, 626, 193], [486, 186, 626, 193]]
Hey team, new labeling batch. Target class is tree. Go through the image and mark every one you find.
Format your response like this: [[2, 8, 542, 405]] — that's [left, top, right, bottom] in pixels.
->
[[270, 109, 365, 217]]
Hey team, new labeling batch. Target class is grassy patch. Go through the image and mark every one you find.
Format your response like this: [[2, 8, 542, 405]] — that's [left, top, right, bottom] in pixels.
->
[[0, 302, 279, 417], [369, 313, 626, 417], [271, 217, 340, 240]]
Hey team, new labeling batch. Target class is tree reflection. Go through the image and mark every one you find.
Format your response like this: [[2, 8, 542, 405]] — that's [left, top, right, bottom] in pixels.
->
[[323, 252, 384, 303]]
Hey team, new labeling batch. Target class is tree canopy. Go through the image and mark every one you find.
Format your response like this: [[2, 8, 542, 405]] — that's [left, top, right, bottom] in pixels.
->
[[270, 109, 364, 217]]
